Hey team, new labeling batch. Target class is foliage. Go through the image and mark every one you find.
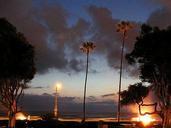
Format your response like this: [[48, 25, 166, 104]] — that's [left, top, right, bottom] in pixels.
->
[[126, 24, 171, 85], [116, 21, 133, 34], [0, 18, 35, 81], [0, 18, 36, 127], [80, 42, 96, 54], [120, 83, 149, 105], [124, 24, 171, 127]]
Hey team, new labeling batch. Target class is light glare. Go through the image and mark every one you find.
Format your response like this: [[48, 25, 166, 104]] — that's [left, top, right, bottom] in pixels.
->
[[55, 82, 62, 91], [131, 114, 155, 126], [15, 112, 27, 120]]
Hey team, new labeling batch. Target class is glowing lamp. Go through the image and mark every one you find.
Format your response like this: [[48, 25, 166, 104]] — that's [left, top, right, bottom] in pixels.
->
[[55, 82, 62, 91], [15, 112, 27, 120]]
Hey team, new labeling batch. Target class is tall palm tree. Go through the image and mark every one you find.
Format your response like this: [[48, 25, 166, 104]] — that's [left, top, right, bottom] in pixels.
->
[[80, 42, 96, 122], [116, 21, 132, 122]]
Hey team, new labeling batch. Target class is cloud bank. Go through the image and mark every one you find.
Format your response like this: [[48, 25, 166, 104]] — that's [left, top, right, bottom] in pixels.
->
[[0, 0, 170, 76]]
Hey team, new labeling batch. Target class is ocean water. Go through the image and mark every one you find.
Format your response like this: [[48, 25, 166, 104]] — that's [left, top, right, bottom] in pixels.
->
[[11, 111, 137, 119], [0, 110, 138, 119]]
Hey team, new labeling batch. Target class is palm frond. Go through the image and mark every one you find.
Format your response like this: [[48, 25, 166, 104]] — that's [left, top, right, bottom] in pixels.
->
[[80, 41, 96, 53], [116, 21, 133, 33]]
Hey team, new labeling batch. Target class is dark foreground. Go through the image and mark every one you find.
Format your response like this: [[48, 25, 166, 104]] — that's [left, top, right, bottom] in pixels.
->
[[0, 120, 161, 128]]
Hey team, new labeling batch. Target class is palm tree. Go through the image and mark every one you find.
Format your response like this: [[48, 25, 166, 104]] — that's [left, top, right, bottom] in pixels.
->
[[80, 42, 96, 122], [116, 21, 132, 122]]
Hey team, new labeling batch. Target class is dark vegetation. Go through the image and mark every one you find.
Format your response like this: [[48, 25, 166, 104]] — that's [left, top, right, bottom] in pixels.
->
[[0, 18, 36, 127], [121, 24, 171, 127]]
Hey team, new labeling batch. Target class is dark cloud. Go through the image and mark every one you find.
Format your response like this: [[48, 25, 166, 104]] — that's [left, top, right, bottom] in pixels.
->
[[147, 8, 171, 29], [2, 0, 168, 77], [150, 0, 171, 9], [25, 85, 49, 89], [34, 3, 91, 74], [87, 6, 141, 77], [146, 0, 171, 29], [88, 5, 140, 64], [42, 93, 52, 96], [101, 93, 115, 98], [89, 69, 99, 74], [32, 86, 46, 89], [125, 64, 140, 78], [68, 59, 84, 72], [87, 96, 97, 102], [0, 0, 90, 74], [0, 0, 142, 75]]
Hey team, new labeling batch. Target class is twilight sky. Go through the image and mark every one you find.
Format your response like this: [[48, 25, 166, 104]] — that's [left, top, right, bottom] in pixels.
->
[[0, 0, 171, 99]]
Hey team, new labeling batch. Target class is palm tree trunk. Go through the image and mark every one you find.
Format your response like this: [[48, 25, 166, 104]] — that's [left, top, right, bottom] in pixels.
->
[[117, 31, 126, 123], [83, 52, 89, 122]]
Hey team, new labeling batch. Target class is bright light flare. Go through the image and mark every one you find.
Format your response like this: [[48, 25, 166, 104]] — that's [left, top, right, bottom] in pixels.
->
[[55, 82, 62, 91], [132, 114, 155, 126], [139, 114, 155, 126], [15, 112, 27, 120]]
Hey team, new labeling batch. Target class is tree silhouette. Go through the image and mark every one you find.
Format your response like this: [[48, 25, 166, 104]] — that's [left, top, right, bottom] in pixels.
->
[[80, 42, 95, 122], [116, 21, 132, 122], [120, 83, 158, 116], [126, 24, 171, 127], [0, 18, 36, 128], [121, 83, 149, 105]]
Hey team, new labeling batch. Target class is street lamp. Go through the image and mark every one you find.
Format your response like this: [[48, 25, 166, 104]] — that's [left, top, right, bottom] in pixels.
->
[[54, 82, 62, 119]]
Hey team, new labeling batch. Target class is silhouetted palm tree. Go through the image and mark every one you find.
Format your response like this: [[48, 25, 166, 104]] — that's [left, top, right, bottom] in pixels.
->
[[116, 21, 132, 122], [80, 42, 96, 122]]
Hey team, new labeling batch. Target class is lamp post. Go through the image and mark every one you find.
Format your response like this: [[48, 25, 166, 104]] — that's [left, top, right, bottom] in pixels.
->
[[54, 82, 62, 119]]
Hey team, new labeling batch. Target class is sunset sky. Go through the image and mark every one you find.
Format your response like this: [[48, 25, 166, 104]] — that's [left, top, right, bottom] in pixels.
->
[[0, 0, 170, 100]]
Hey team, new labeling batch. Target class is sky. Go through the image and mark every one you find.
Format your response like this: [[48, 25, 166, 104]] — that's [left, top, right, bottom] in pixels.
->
[[0, 0, 171, 114]]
